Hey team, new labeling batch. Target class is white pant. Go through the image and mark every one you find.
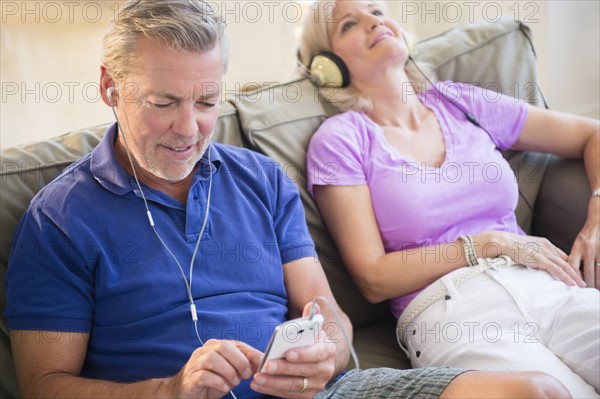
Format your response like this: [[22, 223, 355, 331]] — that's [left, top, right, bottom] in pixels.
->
[[397, 263, 600, 398]]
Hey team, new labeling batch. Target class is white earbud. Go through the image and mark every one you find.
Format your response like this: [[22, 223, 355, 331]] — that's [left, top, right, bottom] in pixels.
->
[[107, 87, 116, 106]]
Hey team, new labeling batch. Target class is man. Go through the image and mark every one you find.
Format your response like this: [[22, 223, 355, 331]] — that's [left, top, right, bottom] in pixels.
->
[[5, 1, 570, 398]]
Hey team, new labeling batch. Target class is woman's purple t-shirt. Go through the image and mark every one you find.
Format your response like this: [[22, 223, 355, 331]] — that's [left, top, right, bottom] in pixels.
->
[[306, 82, 529, 318]]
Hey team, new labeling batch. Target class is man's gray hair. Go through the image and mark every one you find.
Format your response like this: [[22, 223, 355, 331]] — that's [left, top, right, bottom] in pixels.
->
[[102, 0, 230, 82]]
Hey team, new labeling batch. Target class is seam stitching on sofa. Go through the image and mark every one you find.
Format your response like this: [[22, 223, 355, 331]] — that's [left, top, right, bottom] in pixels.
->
[[244, 113, 327, 133], [433, 27, 522, 71], [0, 161, 75, 177]]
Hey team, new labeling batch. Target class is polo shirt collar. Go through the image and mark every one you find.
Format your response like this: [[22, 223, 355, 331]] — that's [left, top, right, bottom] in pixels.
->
[[90, 123, 222, 196]]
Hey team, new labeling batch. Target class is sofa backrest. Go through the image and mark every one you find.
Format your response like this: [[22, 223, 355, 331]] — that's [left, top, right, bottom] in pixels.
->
[[1, 17, 546, 399]]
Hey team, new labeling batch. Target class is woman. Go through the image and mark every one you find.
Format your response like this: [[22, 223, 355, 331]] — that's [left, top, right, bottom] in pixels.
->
[[299, 1, 600, 397]]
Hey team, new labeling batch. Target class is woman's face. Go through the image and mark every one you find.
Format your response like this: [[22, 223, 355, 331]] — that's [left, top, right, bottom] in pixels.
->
[[329, 1, 407, 83]]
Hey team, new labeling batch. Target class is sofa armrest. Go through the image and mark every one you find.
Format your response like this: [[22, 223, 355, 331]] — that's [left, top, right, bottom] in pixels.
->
[[533, 157, 590, 253]]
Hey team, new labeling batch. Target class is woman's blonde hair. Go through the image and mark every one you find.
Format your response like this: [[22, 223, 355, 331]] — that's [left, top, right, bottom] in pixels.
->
[[297, 0, 426, 113], [102, 0, 230, 83]]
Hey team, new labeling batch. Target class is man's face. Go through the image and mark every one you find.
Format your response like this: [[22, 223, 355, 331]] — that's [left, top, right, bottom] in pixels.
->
[[114, 38, 224, 182]]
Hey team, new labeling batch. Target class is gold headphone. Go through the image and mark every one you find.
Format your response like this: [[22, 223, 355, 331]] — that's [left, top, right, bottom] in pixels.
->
[[308, 32, 417, 88]]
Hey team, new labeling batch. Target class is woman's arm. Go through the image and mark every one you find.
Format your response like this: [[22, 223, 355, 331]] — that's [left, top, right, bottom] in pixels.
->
[[313, 184, 472, 303], [314, 183, 586, 304], [511, 105, 598, 160], [512, 105, 599, 288]]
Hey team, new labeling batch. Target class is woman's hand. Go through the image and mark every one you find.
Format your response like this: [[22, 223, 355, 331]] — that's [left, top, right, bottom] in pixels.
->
[[481, 231, 586, 287], [567, 198, 600, 289]]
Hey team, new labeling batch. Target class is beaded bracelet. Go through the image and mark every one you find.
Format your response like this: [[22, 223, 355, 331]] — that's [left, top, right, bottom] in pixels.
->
[[459, 235, 478, 267]]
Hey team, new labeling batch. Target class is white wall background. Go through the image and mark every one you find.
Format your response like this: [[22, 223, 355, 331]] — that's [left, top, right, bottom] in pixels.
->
[[1, 0, 599, 149]]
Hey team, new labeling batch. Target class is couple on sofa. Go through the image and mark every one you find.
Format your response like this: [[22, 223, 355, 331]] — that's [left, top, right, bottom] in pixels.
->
[[5, 1, 599, 398]]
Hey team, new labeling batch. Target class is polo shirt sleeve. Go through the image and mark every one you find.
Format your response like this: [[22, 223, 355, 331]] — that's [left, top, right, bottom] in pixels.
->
[[272, 166, 317, 265], [5, 204, 94, 333], [306, 112, 368, 197]]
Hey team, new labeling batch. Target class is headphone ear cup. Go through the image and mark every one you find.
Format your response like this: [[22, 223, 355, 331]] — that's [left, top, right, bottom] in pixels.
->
[[402, 31, 417, 58], [309, 52, 350, 88]]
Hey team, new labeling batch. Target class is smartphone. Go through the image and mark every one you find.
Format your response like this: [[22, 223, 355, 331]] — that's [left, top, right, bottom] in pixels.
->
[[258, 314, 324, 372]]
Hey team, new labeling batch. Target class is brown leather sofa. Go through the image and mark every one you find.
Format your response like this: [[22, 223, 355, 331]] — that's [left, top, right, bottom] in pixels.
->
[[0, 18, 591, 398]]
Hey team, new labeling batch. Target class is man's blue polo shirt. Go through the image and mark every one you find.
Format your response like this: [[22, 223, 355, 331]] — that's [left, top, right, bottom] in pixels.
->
[[5, 124, 316, 398]]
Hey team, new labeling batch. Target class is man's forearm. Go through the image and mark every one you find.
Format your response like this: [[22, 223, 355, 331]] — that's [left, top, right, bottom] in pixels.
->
[[20, 373, 173, 399], [331, 313, 353, 375]]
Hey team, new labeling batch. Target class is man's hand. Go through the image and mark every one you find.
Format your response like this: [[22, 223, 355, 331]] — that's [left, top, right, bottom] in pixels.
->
[[168, 339, 262, 398], [250, 304, 338, 398]]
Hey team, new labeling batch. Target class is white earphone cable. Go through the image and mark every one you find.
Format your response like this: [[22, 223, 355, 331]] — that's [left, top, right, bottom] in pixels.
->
[[308, 296, 360, 371], [109, 103, 210, 344], [110, 102, 239, 397]]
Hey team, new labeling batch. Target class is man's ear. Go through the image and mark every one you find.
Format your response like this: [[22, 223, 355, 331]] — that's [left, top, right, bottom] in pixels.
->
[[100, 65, 116, 107]]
